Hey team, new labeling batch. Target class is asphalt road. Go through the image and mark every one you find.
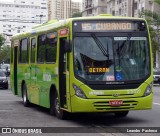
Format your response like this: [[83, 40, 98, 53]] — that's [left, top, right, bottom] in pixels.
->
[[0, 85, 160, 136]]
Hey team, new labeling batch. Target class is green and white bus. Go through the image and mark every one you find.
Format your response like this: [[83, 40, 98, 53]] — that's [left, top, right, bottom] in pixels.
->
[[10, 15, 153, 119]]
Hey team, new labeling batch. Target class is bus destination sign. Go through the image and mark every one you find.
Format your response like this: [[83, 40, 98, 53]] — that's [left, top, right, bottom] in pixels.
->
[[73, 20, 146, 32], [82, 22, 132, 31]]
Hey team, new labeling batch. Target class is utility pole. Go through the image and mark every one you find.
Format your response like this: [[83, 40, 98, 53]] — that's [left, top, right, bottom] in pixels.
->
[[70, 0, 72, 18], [40, 15, 43, 24], [132, 0, 135, 17]]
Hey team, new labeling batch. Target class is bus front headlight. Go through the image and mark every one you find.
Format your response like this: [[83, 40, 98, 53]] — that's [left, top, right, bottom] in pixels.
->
[[73, 84, 87, 99], [143, 83, 152, 97]]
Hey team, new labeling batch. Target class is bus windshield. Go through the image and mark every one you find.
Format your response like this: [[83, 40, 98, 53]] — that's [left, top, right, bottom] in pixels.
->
[[74, 35, 150, 82]]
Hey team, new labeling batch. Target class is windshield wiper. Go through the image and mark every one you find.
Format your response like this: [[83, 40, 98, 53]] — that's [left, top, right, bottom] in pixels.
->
[[116, 34, 132, 71], [91, 34, 109, 58], [121, 34, 132, 50]]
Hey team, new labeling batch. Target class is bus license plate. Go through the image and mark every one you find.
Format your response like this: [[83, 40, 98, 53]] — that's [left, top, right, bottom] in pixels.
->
[[109, 100, 123, 106]]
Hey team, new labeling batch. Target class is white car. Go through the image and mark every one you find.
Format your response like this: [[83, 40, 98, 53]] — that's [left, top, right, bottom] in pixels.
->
[[0, 64, 10, 76], [0, 69, 8, 89]]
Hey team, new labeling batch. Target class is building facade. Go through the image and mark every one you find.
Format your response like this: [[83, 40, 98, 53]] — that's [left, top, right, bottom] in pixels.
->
[[72, 1, 82, 16], [0, 0, 48, 46], [107, 0, 132, 16], [82, 0, 107, 16], [48, 0, 82, 20], [107, 0, 160, 17], [82, 0, 160, 17]]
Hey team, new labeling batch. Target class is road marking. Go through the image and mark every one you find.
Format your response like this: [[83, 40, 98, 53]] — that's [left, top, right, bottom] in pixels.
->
[[153, 103, 160, 106]]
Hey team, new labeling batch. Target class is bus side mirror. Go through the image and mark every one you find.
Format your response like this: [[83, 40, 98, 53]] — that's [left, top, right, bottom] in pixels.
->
[[65, 40, 72, 53]]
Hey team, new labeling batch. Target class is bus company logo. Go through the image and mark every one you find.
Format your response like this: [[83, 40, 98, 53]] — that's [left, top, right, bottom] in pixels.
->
[[89, 91, 104, 95], [2, 128, 12, 133], [113, 93, 120, 97]]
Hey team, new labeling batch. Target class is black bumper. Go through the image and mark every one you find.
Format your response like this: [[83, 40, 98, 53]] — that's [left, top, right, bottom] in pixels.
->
[[153, 78, 160, 84], [0, 82, 8, 88]]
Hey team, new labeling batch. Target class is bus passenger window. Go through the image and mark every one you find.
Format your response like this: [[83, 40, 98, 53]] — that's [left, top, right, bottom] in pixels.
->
[[37, 34, 46, 63], [31, 38, 36, 63], [46, 32, 57, 63], [19, 38, 28, 63]]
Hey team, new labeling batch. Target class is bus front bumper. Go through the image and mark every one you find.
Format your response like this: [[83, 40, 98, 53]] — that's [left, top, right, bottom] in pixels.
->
[[70, 94, 153, 113]]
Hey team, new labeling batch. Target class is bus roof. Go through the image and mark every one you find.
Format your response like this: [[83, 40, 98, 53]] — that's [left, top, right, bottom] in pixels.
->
[[11, 15, 146, 40]]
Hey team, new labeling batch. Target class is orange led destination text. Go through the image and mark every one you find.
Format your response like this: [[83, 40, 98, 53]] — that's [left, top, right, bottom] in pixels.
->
[[82, 23, 132, 31], [89, 68, 110, 73]]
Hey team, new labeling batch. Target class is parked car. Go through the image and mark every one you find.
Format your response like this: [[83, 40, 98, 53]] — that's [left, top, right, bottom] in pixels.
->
[[0, 69, 8, 89], [153, 68, 160, 85], [0, 64, 10, 76]]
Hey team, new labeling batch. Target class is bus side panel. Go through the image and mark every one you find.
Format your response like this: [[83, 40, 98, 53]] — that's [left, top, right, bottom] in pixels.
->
[[29, 64, 41, 105], [29, 63, 57, 108], [38, 64, 58, 108], [17, 64, 30, 97]]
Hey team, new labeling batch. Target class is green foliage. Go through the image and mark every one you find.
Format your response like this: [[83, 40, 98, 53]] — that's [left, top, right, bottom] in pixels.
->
[[0, 45, 10, 64], [0, 34, 10, 64], [0, 34, 5, 48], [72, 8, 82, 18], [154, 0, 160, 5], [72, 12, 82, 18]]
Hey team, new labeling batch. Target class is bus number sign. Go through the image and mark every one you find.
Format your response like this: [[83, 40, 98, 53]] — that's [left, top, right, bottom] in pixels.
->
[[14, 40, 19, 47], [109, 100, 123, 107], [60, 29, 68, 37]]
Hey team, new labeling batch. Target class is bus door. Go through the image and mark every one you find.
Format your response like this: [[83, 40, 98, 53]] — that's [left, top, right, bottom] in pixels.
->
[[59, 37, 69, 108], [29, 37, 38, 103], [13, 40, 19, 95], [13, 45, 18, 95]]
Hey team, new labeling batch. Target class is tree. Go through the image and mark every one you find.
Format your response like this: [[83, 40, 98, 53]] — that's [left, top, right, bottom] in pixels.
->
[[154, 0, 160, 5], [72, 9, 82, 18], [140, 10, 160, 50], [0, 45, 10, 64], [0, 34, 10, 64], [139, 0, 160, 66], [72, 12, 82, 18], [0, 34, 5, 48]]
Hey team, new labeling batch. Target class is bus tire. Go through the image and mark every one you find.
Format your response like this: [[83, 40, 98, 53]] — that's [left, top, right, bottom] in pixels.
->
[[51, 92, 68, 120], [114, 111, 129, 117], [5, 85, 8, 89], [22, 83, 30, 107], [50, 92, 56, 116]]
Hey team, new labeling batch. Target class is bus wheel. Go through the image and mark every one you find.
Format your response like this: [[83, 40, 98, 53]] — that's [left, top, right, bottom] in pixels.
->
[[114, 111, 129, 117], [52, 92, 68, 119], [4, 85, 8, 90], [22, 84, 30, 107], [50, 92, 56, 116]]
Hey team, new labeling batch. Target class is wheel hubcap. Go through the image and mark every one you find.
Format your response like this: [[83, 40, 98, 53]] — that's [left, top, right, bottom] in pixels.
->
[[55, 97, 60, 114], [23, 88, 26, 103]]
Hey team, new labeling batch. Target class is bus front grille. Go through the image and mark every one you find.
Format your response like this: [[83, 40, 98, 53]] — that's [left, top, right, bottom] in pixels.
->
[[93, 100, 138, 110]]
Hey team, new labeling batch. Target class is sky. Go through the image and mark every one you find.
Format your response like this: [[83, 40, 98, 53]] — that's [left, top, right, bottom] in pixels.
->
[[0, 0, 82, 2], [0, 0, 14, 2], [72, 0, 82, 2]]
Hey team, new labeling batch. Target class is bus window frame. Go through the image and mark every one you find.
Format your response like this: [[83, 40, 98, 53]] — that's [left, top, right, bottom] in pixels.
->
[[45, 31, 58, 64], [37, 34, 46, 64], [19, 38, 29, 64], [30, 37, 37, 64]]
